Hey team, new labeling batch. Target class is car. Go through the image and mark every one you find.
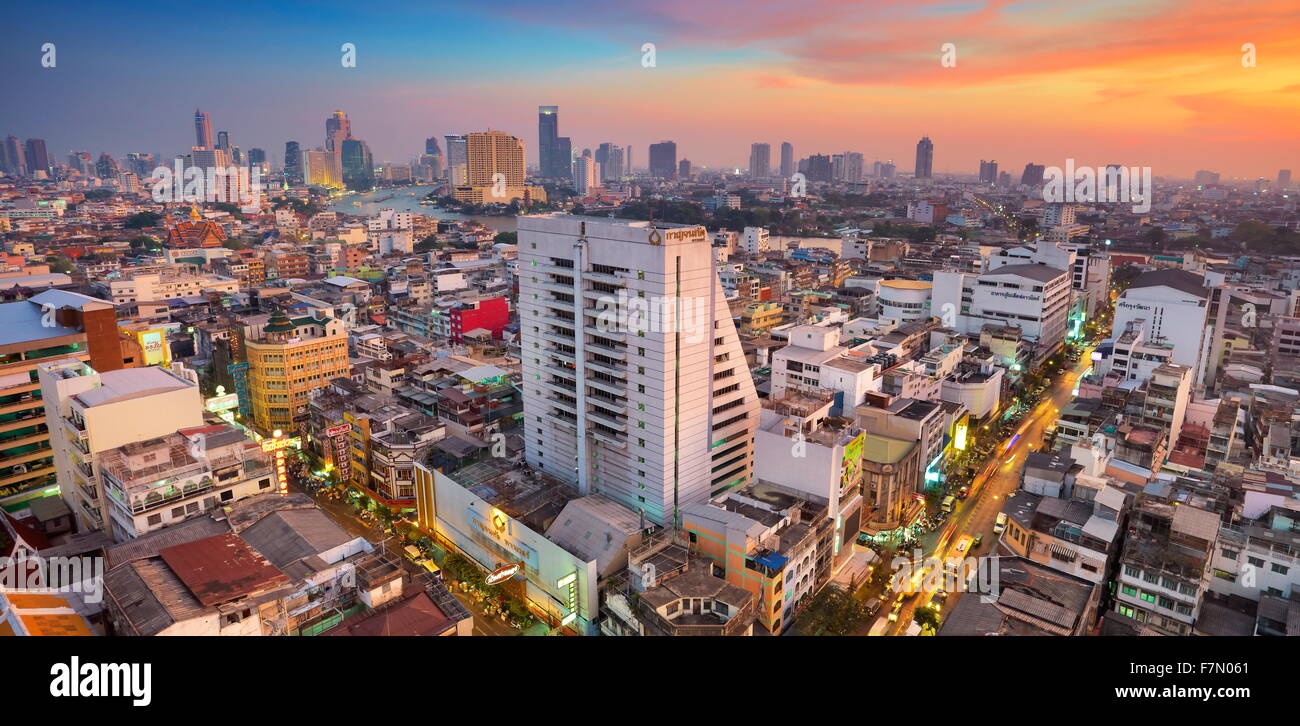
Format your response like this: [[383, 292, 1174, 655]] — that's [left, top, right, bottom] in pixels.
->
[[887, 601, 903, 622], [957, 486, 970, 500], [865, 598, 882, 617], [993, 512, 1008, 534], [972, 534, 984, 548]]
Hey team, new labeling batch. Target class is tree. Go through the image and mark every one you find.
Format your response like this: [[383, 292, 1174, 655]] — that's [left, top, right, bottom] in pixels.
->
[[415, 235, 439, 252], [83, 189, 115, 201], [214, 202, 244, 219], [793, 585, 869, 636], [222, 237, 252, 251], [493, 231, 517, 246], [47, 256, 74, 274], [914, 605, 941, 633], [124, 211, 163, 229]]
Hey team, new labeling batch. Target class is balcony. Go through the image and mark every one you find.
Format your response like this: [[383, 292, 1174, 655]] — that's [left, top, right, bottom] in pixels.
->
[[586, 377, 626, 397], [586, 408, 627, 431], [585, 341, 627, 360]]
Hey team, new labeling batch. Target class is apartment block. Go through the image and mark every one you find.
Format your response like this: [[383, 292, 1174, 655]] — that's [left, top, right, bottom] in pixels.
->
[[517, 215, 760, 526]]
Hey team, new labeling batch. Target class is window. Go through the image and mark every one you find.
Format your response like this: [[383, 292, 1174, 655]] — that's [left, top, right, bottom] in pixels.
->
[[1247, 556, 1265, 568], [1121, 585, 1138, 597], [1271, 562, 1289, 575], [147, 514, 162, 526]]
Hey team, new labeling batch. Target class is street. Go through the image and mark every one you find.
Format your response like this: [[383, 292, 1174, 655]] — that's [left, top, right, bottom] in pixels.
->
[[870, 344, 1097, 635]]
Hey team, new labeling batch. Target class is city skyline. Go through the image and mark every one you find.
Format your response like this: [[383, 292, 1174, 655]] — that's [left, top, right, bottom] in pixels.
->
[[3, 1, 1298, 178]]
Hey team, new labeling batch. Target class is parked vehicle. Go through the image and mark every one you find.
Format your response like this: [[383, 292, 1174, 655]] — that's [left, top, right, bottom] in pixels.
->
[[993, 512, 1009, 534]]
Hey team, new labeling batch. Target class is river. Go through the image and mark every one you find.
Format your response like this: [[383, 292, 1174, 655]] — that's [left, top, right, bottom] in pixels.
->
[[325, 185, 517, 233]]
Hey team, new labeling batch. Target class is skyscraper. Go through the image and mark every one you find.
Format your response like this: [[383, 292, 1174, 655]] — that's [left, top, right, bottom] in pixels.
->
[[1279, 169, 1293, 189], [216, 131, 230, 150], [194, 109, 214, 150], [843, 151, 864, 182], [749, 143, 771, 179], [247, 148, 267, 166], [805, 154, 832, 182], [538, 105, 559, 177], [341, 138, 374, 191], [325, 110, 351, 153], [649, 141, 677, 179], [444, 134, 468, 184], [516, 214, 761, 525], [573, 151, 599, 194], [96, 153, 119, 179], [466, 130, 526, 187], [23, 138, 48, 176], [979, 159, 998, 184], [1021, 163, 1046, 186], [914, 136, 933, 179], [3, 136, 26, 176], [780, 141, 794, 178], [425, 136, 442, 156], [597, 144, 624, 182], [678, 159, 692, 179], [284, 141, 302, 183], [553, 136, 572, 180]]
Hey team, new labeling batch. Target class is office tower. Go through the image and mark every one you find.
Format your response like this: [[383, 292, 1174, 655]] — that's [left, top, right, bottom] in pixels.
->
[[303, 149, 342, 187], [325, 110, 351, 153], [538, 105, 559, 177], [648, 141, 677, 179], [678, 159, 692, 179], [1193, 170, 1220, 186], [341, 138, 374, 191], [597, 143, 624, 182], [553, 137, 573, 180], [39, 359, 209, 536], [1279, 169, 1292, 189], [23, 139, 49, 176], [216, 131, 230, 150], [516, 215, 761, 526], [3, 136, 26, 176], [749, 143, 771, 178], [605, 145, 625, 181], [0, 291, 123, 504], [843, 151, 864, 182], [0, 143, 6, 176], [780, 141, 794, 178], [625, 145, 632, 174], [284, 141, 302, 182], [425, 136, 442, 156], [880, 160, 896, 179], [95, 153, 119, 179], [247, 148, 267, 166], [466, 130, 525, 186], [194, 109, 214, 150], [805, 154, 832, 182], [1021, 163, 1046, 186], [245, 310, 349, 435], [125, 152, 154, 177], [572, 152, 599, 194], [914, 136, 934, 179], [444, 134, 468, 184], [67, 151, 91, 175], [979, 159, 998, 184]]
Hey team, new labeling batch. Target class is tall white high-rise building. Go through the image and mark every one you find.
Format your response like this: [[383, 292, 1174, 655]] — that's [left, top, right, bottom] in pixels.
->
[[516, 215, 760, 527]]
